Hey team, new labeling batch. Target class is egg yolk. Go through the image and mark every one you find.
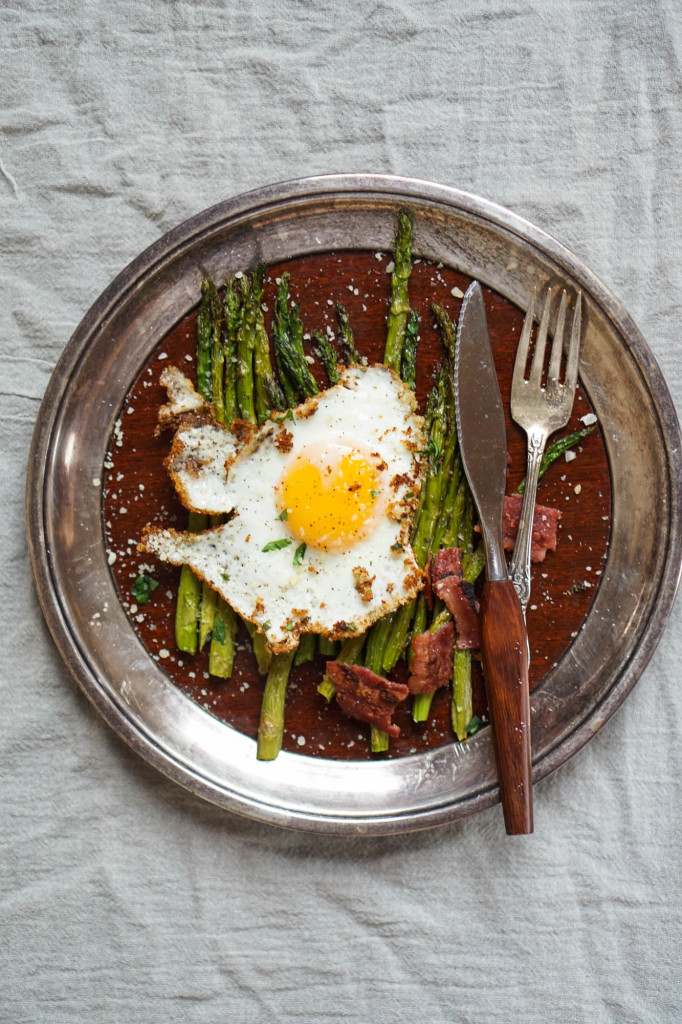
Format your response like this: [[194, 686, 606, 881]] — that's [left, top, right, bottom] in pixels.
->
[[278, 442, 382, 551]]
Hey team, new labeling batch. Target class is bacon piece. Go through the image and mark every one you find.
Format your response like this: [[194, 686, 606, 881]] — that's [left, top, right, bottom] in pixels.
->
[[408, 622, 455, 695], [432, 547, 463, 585], [502, 494, 561, 562], [431, 548, 480, 650], [325, 662, 409, 738], [442, 580, 480, 650]]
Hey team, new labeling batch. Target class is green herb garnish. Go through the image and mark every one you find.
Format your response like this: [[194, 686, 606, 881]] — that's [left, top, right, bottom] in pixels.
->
[[293, 542, 307, 566], [212, 619, 226, 644], [277, 509, 289, 521], [465, 715, 483, 736], [262, 538, 292, 552], [418, 436, 442, 469], [131, 574, 159, 605]]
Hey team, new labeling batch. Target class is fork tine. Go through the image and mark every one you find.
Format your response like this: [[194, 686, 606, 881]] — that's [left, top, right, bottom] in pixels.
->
[[530, 288, 552, 385], [548, 290, 567, 384], [512, 289, 536, 389], [564, 292, 582, 393]]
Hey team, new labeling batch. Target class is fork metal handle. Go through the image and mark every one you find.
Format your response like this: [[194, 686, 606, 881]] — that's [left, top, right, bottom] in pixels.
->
[[509, 429, 548, 613]]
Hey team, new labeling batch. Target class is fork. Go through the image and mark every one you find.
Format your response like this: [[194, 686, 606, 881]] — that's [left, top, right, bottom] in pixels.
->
[[509, 288, 582, 614]]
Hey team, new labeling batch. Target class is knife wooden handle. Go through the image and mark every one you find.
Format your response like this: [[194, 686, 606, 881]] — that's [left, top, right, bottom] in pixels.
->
[[479, 579, 533, 835]]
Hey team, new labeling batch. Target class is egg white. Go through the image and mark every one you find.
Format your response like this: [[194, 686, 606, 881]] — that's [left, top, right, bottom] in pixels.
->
[[142, 364, 425, 653]]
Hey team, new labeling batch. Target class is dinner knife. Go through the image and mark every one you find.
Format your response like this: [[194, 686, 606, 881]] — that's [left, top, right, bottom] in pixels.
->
[[454, 281, 533, 835]]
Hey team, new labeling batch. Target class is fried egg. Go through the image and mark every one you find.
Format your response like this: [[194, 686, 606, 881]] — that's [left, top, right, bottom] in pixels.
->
[[141, 364, 425, 654]]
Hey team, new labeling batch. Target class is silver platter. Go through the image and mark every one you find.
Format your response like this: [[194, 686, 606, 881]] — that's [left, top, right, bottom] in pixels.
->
[[26, 174, 682, 834]]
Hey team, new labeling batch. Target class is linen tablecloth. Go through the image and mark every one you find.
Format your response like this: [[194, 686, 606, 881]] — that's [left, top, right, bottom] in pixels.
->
[[2, 2, 681, 1021]]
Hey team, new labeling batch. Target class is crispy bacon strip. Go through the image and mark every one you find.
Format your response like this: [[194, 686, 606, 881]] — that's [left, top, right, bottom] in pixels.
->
[[325, 662, 409, 738], [502, 494, 561, 562], [431, 548, 480, 650], [432, 547, 463, 585], [408, 621, 455, 695]]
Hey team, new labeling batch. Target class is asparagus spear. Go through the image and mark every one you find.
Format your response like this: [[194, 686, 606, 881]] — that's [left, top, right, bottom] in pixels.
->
[[175, 511, 206, 653], [257, 311, 287, 414], [452, 649, 473, 741], [317, 637, 339, 657], [209, 601, 238, 678], [196, 280, 213, 401], [336, 304, 360, 365], [410, 367, 449, 563], [430, 457, 463, 555], [271, 279, 318, 401], [288, 301, 307, 359], [273, 274, 297, 408], [274, 331, 319, 400], [362, 624, 394, 753], [401, 310, 419, 390], [294, 634, 316, 666], [365, 616, 394, 677], [251, 264, 286, 420], [209, 280, 225, 425], [236, 275, 257, 424], [311, 330, 340, 385], [198, 584, 218, 651], [383, 209, 413, 373], [223, 278, 240, 425], [246, 620, 272, 675], [257, 650, 296, 760]]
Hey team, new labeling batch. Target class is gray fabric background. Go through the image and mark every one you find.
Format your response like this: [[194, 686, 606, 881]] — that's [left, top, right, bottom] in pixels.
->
[[2, 1, 681, 1021]]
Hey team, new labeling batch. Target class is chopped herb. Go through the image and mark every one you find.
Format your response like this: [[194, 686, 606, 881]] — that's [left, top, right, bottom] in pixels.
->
[[346, 622, 356, 631], [465, 715, 483, 736], [273, 409, 295, 424], [391, 542, 403, 552], [213, 619, 226, 644], [370, 490, 381, 499], [220, 572, 230, 582], [262, 538, 292, 552], [131, 574, 159, 605], [418, 436, 442, 469], [293, 542, 307, 566], [284, 623, 296, 631], [262, 620, 271, 631], [277, 509, 289, 521]]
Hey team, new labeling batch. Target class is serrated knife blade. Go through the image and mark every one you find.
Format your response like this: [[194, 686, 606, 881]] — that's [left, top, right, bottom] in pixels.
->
[[454, 281, 533, 835]]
